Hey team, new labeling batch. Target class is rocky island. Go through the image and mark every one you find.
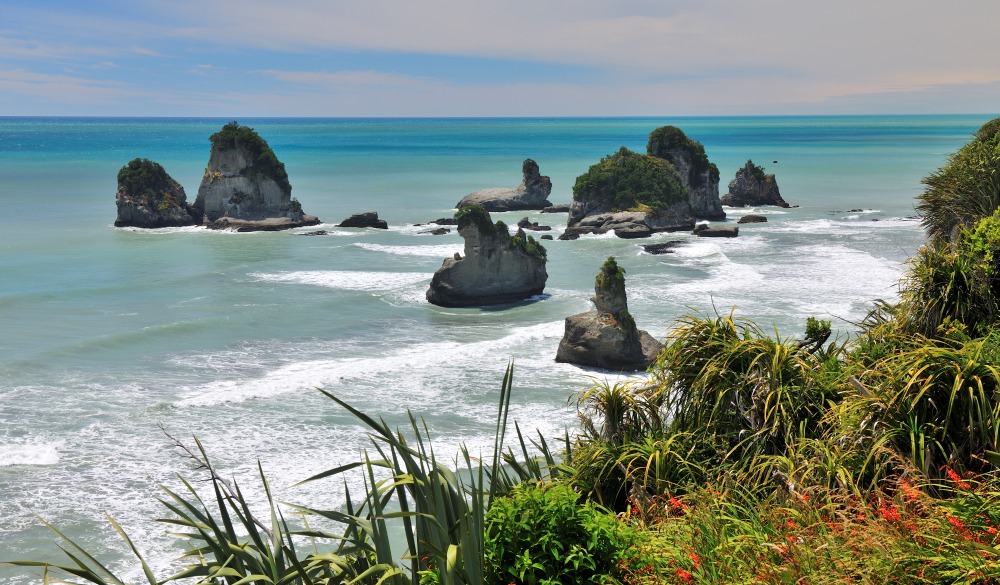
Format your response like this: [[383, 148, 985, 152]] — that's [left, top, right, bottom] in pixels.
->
[[114, 158, 199, 228], [456, 159, 553, 212], [426, 205, 548, 307], [721, 160, 790, 208], [556, 257, 661, 370], [193, 121, 320, 231], [565, 126, 724, 239]]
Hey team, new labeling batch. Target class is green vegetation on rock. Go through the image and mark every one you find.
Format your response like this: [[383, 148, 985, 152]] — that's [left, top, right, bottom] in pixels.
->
[[646, 125, 720, 186], [117, 158, 175, 204], [209, 121, 291, 193], [455, 203, 498, 237], [510, 227, 546, 260], [595, 256, 626, 299], [572, 146, 687, 212]]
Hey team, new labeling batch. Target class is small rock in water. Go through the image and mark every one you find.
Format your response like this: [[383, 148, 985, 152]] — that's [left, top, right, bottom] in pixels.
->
[[737, 214, 767, 224], [338, 211, 388, 229], [419, 227, 450, 235], [642, 241, 684, 254]]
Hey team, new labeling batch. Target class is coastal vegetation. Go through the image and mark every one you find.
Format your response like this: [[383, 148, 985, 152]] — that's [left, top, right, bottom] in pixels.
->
[[9, 119, 1000, 584], [645, 126, 720, 187], [209, 121, 291, 194], [117, 158, 178, 206], [572, 146, 687, 212]]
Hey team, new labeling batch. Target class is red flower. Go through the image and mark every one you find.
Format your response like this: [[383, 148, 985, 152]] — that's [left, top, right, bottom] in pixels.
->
[[676, 568, 694, 584], [688, 550, 701, 568], [879, 504, 902, 522], [947, 515, 966, 530], [944, 466, 972, 490]]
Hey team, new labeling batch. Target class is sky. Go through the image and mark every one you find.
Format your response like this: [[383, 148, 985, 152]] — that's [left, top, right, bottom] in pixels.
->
[[2, 0, 999, 117]]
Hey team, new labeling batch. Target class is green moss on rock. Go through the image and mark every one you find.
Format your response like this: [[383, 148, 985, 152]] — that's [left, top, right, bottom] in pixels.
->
[[210, 121, 291, 193], [572, 147, 687, 212], [646, 125, 720, 186], [595, 256, 626, 298], [511, 227, 547, 260], [117, 158, 175, 203]]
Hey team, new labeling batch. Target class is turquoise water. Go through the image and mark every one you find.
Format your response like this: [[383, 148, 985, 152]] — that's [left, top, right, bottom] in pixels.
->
[[0, 115, 990, 581]]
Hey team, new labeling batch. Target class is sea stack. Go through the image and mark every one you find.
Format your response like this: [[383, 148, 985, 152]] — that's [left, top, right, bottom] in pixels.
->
[[647, 125, 725, 220], [555, 257, 661, 370], [193, 121, 320, 231], [456, 159, 553, 212], [721, 160, 790, 208], [114, 158, 199, 228], [426, 205, 548, 307]]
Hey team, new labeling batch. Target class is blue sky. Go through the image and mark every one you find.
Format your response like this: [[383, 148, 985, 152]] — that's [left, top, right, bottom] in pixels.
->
[[2, 0, 999, 116]]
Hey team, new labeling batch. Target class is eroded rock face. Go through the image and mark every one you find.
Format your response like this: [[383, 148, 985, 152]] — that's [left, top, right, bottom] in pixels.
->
[[721, 161, 789, 208], [556, 257, 662, 370], [114, 158, 198, 228], [426, 205, 548, 307], [647, 126, 725, 220], [193, 122, 319, 230], [456, 159, 553, 211], [338, 211, 388, 229]]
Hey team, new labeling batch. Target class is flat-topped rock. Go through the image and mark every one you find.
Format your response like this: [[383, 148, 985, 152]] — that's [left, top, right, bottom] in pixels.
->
[[207, 216, 321, 232], [456, 159, 553, 212], [338, 211, 388, 229], [541, 204, 571, 213], [642, 240, 684, 254], [693, 224, 739, 238], [737, 214, 768, 224], [426, 205, 548, 307]]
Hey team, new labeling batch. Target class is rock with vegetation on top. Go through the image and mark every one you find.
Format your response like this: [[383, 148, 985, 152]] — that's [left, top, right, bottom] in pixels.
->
[[456, 159, 553, 212], [338, 211, 388, 229], [721, 160, 789, 208], [556, 257, 661, 370], [568, 146, 693, 238], [646, 125, 725, 220], [114, 158, 199, 228], [194, 121, 320, 231], [426, 205, 548, 307]]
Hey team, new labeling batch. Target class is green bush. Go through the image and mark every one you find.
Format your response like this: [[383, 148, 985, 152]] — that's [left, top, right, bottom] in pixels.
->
[[595, 256, 626, 299], [455, 203, 498, 237], [510, 227, 547, 260], [117, 158, 175, 203], [209, 121, 291, 193], [484, 482, 658, 585], [572, 147, 687, 212]]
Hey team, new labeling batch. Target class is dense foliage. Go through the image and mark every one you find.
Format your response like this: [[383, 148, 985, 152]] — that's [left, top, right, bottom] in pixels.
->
[[595, 256, 626, 300], [117, 158, 178, 208], [646, 126, 720, 187], [209, 121, 291, 193], [573, 147, 687, 213], [455, 203, 499, 237], [510, 227, 547, 260]]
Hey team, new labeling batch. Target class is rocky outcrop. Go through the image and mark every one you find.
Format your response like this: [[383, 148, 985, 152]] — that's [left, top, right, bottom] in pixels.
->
[[114, 158, 199, 228], [516, 217, 551, 231], [556, 257, 661, 370], [694, 224, 739, 238], [737, 214, 768, 224], [647, 126, 725, 220], [456, 159, 553, 211], [194, 122, 319, 231], [338, 211, 388, 229], [426, 205, 548, 307], [721, 161, 789, 208], [568, 146, 694, 239], [541, 204, 571, 213], [642, 241, 684, 254]]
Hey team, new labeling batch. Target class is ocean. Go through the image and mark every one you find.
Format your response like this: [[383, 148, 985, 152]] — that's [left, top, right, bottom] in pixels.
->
[[0, 115, 990, 581]]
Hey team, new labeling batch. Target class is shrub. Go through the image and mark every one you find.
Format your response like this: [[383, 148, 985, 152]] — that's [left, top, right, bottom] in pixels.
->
[[484, 482, 659, 585], [510, 227, 546, 260], [455, 203, 498, 237], [595, 256, 626, 299], [572, 147, 687, 212], [117, 158, 175, 204], [209, 121, 291, 193]]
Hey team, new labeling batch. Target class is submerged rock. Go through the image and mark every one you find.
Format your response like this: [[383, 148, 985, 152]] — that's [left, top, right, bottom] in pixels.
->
[[456, 159, 553, 211], [721, 160, 789, 208], [426, 205, 548, 307], [556, 257, 661, 370], [194, 121, 319, 231], [642, 240, 684, 254], [114, 158, 199, 228], [338, 211, 389, 229]]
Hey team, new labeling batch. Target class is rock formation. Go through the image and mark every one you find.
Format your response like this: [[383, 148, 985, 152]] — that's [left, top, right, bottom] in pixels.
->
[[338, 211, 388, 229], [193, 121, 319, 231], [721, 160, 790, 208], [647, 126, 725, 220], [693, 224, 739, 238], [737, 214, 768, 224], [567, 146, 693, 239], [566, 127, 725, 239], [516, 217, 552, 231], [426, 205, 548, 307], [114, 158, 199, 228], [456, 159, 553, 211], [556, 257, 661, 370]]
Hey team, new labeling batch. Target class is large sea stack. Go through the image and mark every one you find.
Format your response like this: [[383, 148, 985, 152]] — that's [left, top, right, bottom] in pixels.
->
[[426, 205, 548, 307], [566, 126, 724, 238], [193, 121, 319, 231], [556, 257, 661, 370], [114, 158, 198, 228], [647, 126, 725, 220], [456, 159, 553, 212], [721, 160, 790, 208]]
